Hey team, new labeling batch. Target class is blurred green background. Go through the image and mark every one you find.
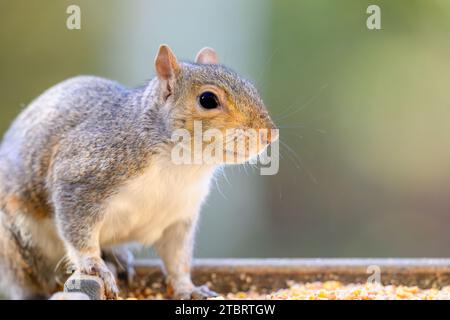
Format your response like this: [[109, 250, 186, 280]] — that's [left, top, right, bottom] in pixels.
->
[[1, 0, 450, 258]]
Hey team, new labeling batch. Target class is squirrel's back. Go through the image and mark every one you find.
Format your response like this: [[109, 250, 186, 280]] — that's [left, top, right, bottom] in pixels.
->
[[0, 75, 132, 219]]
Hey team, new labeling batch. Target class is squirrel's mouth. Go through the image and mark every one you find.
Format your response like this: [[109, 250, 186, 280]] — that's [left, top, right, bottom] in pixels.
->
[[222, 147, 266, 164]]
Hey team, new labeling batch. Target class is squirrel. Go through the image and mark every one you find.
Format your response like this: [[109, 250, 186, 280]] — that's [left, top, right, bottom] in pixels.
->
[[0, 45, 278, 299]]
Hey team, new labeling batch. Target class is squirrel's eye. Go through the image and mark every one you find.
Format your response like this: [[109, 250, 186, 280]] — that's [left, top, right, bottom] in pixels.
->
[[199, 91, 219, 109]]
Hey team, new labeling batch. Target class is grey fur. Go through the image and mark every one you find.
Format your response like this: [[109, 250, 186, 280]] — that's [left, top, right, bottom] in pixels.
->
[[0, 54, 275, 299]]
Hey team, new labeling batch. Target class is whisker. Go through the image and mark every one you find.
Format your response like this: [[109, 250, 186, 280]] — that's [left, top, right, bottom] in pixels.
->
[[280, 139, 318, 184], [214, 175, 228, 200], [253, 47, 279, 88], [279, 140, 301, 169], [277, 124, 305, 129], [274, 83, 328, 121]]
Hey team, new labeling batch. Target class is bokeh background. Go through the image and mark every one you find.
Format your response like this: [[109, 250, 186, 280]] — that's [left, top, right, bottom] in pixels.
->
[[1, 0, 450, 258]]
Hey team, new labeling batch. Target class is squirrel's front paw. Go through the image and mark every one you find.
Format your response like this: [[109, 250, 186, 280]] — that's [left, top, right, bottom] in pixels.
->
[[172, 284, 218, 300], [80, 257, 119, 299]]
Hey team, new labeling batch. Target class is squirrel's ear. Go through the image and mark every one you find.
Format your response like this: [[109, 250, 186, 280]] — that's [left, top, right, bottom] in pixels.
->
[[155, 44, 180, 80], [195, 47, 218, 64]]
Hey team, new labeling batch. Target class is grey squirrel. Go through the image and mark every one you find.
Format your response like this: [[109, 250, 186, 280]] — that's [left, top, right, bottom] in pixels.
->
[[0, 45, 278, 299]]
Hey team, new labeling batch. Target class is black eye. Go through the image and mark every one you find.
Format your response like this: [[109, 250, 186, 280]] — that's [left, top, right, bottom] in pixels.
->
[[199, 91, 219, 109]]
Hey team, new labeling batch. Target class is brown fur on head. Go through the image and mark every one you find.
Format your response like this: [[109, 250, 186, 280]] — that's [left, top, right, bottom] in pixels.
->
[[154, 45, 278, 163]]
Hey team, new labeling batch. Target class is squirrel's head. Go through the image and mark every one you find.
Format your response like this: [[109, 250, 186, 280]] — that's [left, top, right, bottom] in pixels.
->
[[153, 44, 278, 164]]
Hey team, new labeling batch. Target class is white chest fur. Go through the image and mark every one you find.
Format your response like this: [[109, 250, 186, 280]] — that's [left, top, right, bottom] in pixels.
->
[[100, 160, 215, 246]]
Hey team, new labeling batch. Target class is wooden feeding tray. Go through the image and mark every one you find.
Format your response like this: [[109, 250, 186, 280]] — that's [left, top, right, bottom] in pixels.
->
[[120, 258, 450, 299]]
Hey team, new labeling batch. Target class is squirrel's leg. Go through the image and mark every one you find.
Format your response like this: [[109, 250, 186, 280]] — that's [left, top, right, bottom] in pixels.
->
[[55, 206, 119, 299], [154, 218, 218, 300], [62, 233, 119, 299], [102, 245, 135, 285]]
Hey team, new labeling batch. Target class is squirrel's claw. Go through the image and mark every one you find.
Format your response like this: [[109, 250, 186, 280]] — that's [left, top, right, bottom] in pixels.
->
[[173, 284, 219, 300], [102, 247, 135, 286]]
